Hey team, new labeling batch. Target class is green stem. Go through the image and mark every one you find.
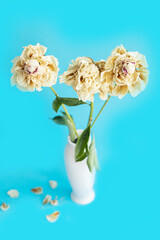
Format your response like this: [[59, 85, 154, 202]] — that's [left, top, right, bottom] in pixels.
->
[[87, 102, 94, 126], [91, 95, 111, 129], [50, 86, 58, 97], [50, 87, 79, 138]]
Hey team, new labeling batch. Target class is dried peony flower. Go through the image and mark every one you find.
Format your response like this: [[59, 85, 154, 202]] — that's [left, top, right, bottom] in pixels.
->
[[50, 199, 58, 206], [46, 211, 60, 223], [0, 202, 10, 211], [49, 180, 58, 189], [43, 195, 52, 205], [31, 187, 43, 194], [7, 189, 19, 198], [60, 57, 101, 102], [11, 43, 59, 92], [98, 45, 149, 99]]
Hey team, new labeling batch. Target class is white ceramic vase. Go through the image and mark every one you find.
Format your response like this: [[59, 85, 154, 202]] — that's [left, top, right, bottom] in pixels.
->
[[64, 130, 95, 205]]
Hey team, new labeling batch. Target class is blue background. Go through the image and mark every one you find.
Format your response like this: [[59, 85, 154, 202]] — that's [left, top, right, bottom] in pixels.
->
[[0, 0, 160, 239]]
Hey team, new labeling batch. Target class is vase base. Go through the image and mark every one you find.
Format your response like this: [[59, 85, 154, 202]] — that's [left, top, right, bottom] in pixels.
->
[[71, 190, 95, 205]]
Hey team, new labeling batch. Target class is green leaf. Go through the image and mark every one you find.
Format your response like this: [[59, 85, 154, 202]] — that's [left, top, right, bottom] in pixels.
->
[[61, 112, 77, 142], [58, 97, 87, 106], [76, 152, 87, 162], [52, 116, 66, 125], [87, 134, 100, 172], [87, 138, 95, 172], [94, 148, 100, 171], [75, 125, 91, 159], [52, 97, 87, 113], [61, 111, 73, 119], [51, 113, 77, 143], [52, 98, 62, 112]]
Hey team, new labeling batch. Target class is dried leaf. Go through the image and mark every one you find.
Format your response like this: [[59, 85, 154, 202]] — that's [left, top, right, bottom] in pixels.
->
[[49, 180, 58, 189], [0, 202, 10, 211], [7, 189, 19, 198], [50, 199, 58, 206], [43, 195, 52, 205], [31, 187, 43, 194], [46, 211, 60, 223]]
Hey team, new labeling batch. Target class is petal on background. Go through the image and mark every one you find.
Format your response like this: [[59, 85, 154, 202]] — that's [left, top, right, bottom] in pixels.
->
[[111, 45, 127, 55], [105, 55, 118, 70], [128, 77, 147, 97], [112, 85, 128, 99], [136, 53, 148, 68], [101, 70, 113, 85], [139, 69, 149, 85]]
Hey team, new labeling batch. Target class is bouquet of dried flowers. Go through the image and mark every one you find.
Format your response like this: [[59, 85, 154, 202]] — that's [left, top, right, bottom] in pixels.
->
[[11, 44, 149, 172]]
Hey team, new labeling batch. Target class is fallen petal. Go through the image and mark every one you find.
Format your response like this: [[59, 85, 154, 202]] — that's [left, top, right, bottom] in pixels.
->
[[46, 211, 60, 223], [1, 202, 10, 211], [50, 199, 58, 206], [43, 195, 52, 205], [7, 189, 19, 198], [49, 180, 58, 189], [31, 187, 43, 194]]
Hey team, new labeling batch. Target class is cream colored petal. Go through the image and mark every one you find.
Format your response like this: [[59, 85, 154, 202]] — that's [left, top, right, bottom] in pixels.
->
[[11, 58, 22, 73], [96, 61, 106, 71], [49, 180, 58, 189], [59, 74, 75, 85], [11, 74, 17, 86], [111, 45, 127, 55], [99, 90, 109, 100], [14, 66, 22, 72], [99, 80, 115, 100], [105, 55, 118, 70], [77, 89, 89, 102], [45, 55, 59, 71], [21, 46, 31, 59], [136, 53, 148, 68], [41, 72, 57, 86], [139, 69, 149, 85], [127, 71, 140, 86], [113, 74, 126, 86], [50, 72, 58, 85], [17, 82, 35, 92], [128, 77, 147, 97], [7, 189, 19, 198], [112, 85, 128, 99], [59, 66, 77, 85], [101, 70, 113, 85], [31, 187, 43, 194], [43, 195, 52, 205], [128, 52, 148, 68], [46, 211, 60, 223], [15, 73, 35, 92], [0, 202, 10, 211], [75, 57, 93, 65], [87, 93, 94, 102], [11, 56, 20, 64], [37, 43, 47, 55], [35, 84, 42, 91], [127, 51, 139, 59], [50, 199, 58, 206], [11, 71, 24, 88]]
